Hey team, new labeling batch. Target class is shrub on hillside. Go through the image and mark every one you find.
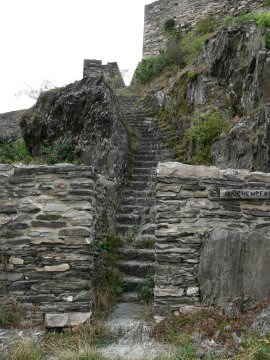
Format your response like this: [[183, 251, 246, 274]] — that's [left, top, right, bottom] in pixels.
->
[[196, 16, 216, 34], [185, 109, 230, 164], [133, 53, 173, 84], [0, 138, 31, 164], [239, 12, 270, 29]]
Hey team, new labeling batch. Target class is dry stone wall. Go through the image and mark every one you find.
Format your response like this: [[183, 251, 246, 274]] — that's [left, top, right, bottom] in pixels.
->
[[155, 162, 270, 316], [143, 0, 264, 57], [0, 164, 107, 324]]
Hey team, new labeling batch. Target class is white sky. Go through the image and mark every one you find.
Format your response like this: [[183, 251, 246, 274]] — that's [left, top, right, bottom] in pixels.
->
[[0, 0, 153, 113]]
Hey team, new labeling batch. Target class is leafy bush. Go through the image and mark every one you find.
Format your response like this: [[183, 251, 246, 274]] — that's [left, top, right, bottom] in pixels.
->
[[196, 16, 216, 34], [239, 12, 270, 29], [164, 18, 176, 32], [137, 271, 155, 303], [40, 137, 75, 165], [0, 138, 31, 164], [187, 71, 197, 80], [185, 109, 230, 164], [263, 0, 270, 6], [133, 54, 173, 84]]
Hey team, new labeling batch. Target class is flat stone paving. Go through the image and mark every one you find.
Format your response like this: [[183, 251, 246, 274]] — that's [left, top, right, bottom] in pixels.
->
[[100, 302, 174, 359]]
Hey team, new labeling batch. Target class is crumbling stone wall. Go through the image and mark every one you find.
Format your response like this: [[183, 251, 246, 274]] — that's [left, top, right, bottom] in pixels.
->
[[155, 162, 270, 316], [143, 0, 264, 57], [83, 59, 125, 88], [0, 164, 108, 323]]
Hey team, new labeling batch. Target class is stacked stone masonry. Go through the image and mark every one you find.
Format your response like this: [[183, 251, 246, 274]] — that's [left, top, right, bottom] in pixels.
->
[[0, 164, 106, 323], [83, 59, 125, 88], [155, 162, 270, 316], [143, 0, 264, 57]]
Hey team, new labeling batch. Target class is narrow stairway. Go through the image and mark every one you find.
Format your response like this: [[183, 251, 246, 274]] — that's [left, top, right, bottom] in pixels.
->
[[115, 95, 173, 302]]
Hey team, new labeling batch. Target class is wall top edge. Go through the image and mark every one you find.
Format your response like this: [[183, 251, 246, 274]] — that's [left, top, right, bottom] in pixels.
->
[[156, 162, 270, 182], [0, 163, 96, 175]]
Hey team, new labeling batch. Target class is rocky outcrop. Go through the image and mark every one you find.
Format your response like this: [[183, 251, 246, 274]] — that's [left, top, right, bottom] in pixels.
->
[[212, 106, 270, 171], [20, 76, 129, 181], [148, 22, 270, 172], [0, 110, 24, 143], [199, 228, 270, 307]]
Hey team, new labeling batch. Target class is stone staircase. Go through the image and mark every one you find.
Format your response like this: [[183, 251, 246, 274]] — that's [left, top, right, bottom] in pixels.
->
[[115, 95, 173, 301]]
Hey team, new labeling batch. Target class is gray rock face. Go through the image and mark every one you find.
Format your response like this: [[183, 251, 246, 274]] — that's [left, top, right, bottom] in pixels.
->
[[148, 22, 270, 172], [199, 22, 268, 114], [198, 228, 270, 307], [20, 76, 128, 181], [212, 106, 270, 172], [0, 110, 24, 143]]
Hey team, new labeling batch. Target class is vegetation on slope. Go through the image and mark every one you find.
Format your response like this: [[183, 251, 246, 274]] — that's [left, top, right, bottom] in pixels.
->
[[133, 16, 214, 84], [132, 11, 270, 166], [0, 136, 75, 165]]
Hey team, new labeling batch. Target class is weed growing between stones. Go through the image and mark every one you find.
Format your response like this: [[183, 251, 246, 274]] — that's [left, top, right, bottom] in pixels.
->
[[93, 234, 125, 315], [184, 109, 231, 164], [137, 270, 155, 304], [123, 224, 140, 244], [134, 237, 155, 249], [0, 302, 22, 327]]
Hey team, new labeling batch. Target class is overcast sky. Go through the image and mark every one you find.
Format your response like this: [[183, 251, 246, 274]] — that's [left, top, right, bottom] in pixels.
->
[[0, 0, 153, 113]]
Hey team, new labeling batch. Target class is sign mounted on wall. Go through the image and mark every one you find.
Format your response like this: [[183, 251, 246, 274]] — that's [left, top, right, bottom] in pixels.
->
[[219, 189, 270, 199]]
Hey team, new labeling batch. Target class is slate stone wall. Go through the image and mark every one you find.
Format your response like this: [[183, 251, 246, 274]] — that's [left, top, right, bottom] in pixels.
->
[[0, 164, 107, 323], [143, 0, 264, 57], [155, 162, 270, 316]]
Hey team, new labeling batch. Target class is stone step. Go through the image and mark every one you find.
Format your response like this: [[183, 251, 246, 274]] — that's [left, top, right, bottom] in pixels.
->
[[140, 145, 166, 150], [115, 223, 136, 234], [116, 213, 141, 225], [131, 174, 155, 182], [119, 248, 155, 262], [120, 205, 150, 214], [121, 291, 140, 302], [136, 155, 157, 161], [141, 223, 156, 235], [120, 197, 154, 207], [122, 189, 155, 198], [134, 160, 158, 168], [123, 275, 145, 291], [131, 167, 155, 174], [133, 234, 156, 249], [136, 150, 168, 155], [126, 181, 155, 191], [117, 260, 155, 277]]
